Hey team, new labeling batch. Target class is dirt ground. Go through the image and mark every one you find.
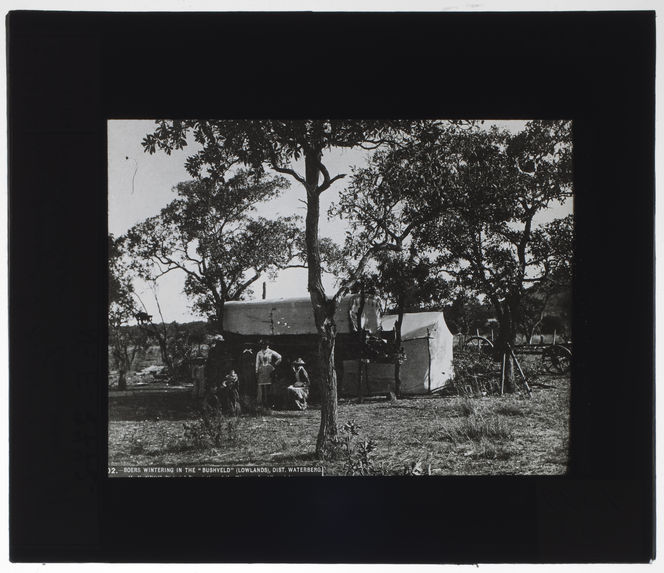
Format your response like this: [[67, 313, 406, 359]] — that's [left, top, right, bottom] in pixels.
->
[[109, 370, 570, 476]]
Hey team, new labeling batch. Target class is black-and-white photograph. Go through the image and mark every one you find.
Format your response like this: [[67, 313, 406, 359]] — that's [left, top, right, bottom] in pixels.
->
[[108, 119, 572, 477]]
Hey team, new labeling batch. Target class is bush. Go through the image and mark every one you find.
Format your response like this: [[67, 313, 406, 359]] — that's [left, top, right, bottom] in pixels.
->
[[334, 421, 381, 476], [182, 402, 233, 449], [452, 349, 500, 396], [452, 348, 545, 396]]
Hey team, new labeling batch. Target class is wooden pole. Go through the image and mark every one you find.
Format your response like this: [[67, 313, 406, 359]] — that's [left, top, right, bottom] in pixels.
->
[[500, 352, 506, 395], [509, 344, 532, 396], [426, 328, 432, 393], [357, 357, 364, 404]]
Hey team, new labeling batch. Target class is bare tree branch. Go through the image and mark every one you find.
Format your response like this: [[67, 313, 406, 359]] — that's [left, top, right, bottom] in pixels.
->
[[271, 164, 306, 186], [317, 160, 346, 194]]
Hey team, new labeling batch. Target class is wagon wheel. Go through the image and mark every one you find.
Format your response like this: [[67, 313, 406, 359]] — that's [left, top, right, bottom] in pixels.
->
[[541, 344, 572, 374], [464, 336, 494, 355]]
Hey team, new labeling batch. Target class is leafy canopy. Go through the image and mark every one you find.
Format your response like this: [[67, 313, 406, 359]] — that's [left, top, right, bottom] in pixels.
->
[[142, 120, 420, 185], [125, 169, 307, 319], [394, 120, 573, 308]]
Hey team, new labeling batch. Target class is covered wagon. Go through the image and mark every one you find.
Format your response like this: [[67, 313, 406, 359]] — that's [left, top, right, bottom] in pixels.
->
[[212, 295, 385, 403]]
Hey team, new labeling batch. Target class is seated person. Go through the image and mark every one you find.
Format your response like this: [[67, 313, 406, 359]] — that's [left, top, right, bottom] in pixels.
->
[[287, 358, 310, 411]]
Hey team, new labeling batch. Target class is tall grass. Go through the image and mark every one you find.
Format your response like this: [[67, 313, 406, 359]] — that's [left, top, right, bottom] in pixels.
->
[[441, 415, 514, 444]]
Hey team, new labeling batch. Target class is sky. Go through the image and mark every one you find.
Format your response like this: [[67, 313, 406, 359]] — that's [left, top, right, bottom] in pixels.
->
[[108, 119, 572, 323]]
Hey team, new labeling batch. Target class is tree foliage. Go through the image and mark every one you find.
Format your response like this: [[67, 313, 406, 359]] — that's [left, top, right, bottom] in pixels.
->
[[142, 120, 419, 182], [109, 234, 146, 390], [410, 120, 573, 391], [336, 120, 573, 392], [411, 121, 573, 306], [125, 169, 307, 330]]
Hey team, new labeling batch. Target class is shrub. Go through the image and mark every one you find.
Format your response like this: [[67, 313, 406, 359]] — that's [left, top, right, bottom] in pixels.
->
[[452, 348, 545, 396], [182, 403, 227, 449], [452, 349, 500, 397], [334, 420, 381, 476]]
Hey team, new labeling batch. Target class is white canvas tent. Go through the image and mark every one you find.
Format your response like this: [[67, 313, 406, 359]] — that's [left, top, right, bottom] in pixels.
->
[[342, 311, 454, 395], [223, 295, 382, 336]]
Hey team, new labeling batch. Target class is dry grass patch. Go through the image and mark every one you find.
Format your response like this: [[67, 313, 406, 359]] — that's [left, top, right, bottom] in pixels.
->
[[493, 402, 531, 417], [109, 374, 570, 475], [458, 399, 477, 417], [441, 415, 514, 444], [472, 440, 514, 461]]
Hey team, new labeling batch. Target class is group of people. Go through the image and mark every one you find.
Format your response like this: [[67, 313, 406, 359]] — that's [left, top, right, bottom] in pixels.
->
[[202, 339, 310, 414], [255, 339, 310, 411]]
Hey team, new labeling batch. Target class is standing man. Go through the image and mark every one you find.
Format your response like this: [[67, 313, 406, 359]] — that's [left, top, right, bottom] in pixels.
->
[[255, 339, 281, 411]]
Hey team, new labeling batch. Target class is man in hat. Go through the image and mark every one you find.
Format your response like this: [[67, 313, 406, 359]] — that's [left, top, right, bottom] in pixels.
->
[[287, 358, 310, 411], [255, 339, 281, 411]]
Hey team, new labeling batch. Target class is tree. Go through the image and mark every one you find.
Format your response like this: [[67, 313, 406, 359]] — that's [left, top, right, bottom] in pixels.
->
[[125, 169, 306, 332], [108, 234, 147, 390], [331, 156, 449, 397], [142, 120, 421, 456], [442, 292, 494, 336], [132, 281, 188, 383], [409, 121, 573, 391]]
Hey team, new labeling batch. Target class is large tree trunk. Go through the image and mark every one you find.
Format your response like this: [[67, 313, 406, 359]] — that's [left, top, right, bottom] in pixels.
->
[[393, 293, 405, 399], [112, 341, 129, 390], [304, 149, 339, 459], [316, 314, 338, 456], [215, 304, 225, 334], [496, 296, 520, 393], [117, 363, 127, 391]]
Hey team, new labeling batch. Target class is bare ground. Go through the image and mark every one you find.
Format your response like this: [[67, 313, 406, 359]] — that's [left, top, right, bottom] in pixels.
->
[[109, 373, 570, 476]]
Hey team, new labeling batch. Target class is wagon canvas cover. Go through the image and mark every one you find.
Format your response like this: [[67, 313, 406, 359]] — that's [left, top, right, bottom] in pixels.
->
[[223, 295, 382, 336]]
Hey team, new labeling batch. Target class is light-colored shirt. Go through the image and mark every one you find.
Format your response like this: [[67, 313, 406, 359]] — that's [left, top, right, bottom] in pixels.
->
[[255, 348, 281, 373], [291, 366, 310, 387]]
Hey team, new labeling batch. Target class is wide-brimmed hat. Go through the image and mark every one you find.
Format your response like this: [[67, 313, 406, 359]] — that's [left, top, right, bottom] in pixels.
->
[[292, 358, 306, 366]]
